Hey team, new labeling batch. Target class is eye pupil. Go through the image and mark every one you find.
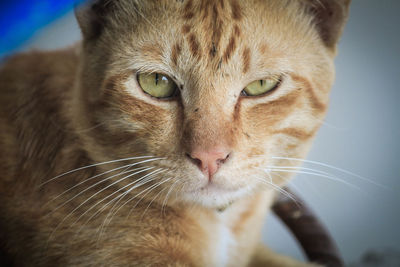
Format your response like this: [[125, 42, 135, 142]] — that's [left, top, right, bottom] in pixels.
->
[[155, 73, 159, 85], [260, 80, 264, 86]]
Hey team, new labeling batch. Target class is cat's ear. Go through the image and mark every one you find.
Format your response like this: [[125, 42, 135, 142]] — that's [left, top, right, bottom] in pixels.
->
[[303, 0, 351, 48], [75, 0, 116, 40]]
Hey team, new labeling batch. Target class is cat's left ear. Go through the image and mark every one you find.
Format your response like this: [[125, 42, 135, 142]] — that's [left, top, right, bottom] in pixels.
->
[[75, 0, 116, 41], [303, 0, 351, 48]]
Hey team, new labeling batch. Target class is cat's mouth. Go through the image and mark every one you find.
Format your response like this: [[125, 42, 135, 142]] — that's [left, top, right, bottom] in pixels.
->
[[183, 181, 247, 208], [197, 182, 236, 194], [186, 180, 237, 194]]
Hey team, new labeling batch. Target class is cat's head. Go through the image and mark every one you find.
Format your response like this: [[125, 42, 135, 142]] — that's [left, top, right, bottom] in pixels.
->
[[72, 0, 350, 208]]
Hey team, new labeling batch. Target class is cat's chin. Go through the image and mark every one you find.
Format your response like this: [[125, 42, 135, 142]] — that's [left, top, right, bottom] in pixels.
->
[[181, 182, 249, 208]]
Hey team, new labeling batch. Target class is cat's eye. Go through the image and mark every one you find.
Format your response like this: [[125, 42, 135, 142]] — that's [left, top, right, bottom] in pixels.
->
[[242, 76, 281, 97], [137, 72, 178, 99]]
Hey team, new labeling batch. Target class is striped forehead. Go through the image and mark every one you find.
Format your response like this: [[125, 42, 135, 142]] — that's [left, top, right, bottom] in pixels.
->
[[115, 0, 317, 86], [173, 0, 249, 74], [181, 0, 242, 55]]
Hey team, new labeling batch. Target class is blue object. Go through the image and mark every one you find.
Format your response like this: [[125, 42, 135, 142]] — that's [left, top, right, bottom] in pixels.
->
[[0, 0, 86, 58]]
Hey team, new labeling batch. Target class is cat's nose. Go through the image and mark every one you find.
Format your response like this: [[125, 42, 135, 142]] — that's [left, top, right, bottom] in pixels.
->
[[186, 147, 231, 180]]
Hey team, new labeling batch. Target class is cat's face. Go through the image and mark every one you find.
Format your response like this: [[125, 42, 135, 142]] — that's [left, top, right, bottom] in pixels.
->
[[74, 0, 346, 208]]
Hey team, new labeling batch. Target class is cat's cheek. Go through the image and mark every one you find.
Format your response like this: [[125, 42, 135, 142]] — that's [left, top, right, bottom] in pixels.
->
[[102, 83, 183, 156]]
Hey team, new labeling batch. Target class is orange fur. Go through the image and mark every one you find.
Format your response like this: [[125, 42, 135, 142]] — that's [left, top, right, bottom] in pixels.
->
[[0, 0, 350, 266]]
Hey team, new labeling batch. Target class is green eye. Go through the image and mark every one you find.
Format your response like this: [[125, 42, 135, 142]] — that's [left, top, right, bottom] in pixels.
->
[[137, 72, 178, 99], [242, 77, 281, 96]]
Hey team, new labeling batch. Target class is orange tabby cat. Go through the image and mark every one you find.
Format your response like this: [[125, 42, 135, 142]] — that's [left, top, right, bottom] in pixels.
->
[[0, 0, 350, 266]]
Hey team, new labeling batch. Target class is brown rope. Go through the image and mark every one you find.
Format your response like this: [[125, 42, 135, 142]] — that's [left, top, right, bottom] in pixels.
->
[[272, 188, 344, 267]]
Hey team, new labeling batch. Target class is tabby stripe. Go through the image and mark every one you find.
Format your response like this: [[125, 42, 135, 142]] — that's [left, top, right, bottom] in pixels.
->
[[247, 90, 301, 129], [259, 44, 268, 55], [292, 75, 327, 112], [209, 5, 224, 59], [242, 47, 251, 74], [188, 33, 201, 57], [183, 11, 194, 20], [141, 45, 162, 60], [219, 0, 225, 9], [200, 0, 213, 21], [171, 43, 182, 66], [183, 0, 193, 20], [233, 25, 241, 36], [229, 0, 242, 21], [181, 24, 191, 35], [273, 127, 316, 140], [223, 34, 237, 62]]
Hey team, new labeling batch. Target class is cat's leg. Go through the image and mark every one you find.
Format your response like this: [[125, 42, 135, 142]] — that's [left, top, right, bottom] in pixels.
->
[[248, 244, 320, 267]]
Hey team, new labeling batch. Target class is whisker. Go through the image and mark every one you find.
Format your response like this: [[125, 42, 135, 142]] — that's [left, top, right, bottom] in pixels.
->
[[317, 118, 347, 131], [48, 166, 154, 216], [274, 171, 323, 201], [98, 169, 166, 233], [254, 174, 299, 206], [46, 164, 149, 206], [73, 190, 127, 240], [267, 168, 363, 192], [74, 169, 165, 232], [140, 183, 171, 221], [48, 167, 158, 241], [271, 156, 388, 190], [96, 177, 170, 243], [266, 165, 333, 177], [175, 180, 186, 200], [72, 169, 166, 241], [161, 180, 180, 217], [267, 165, 359, 198], [126, 178, 172, 221], [40, 156, 161, 187], [98, 177, 171, 241]]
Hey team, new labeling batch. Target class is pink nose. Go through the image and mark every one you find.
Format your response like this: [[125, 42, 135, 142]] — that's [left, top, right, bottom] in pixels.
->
[[187, 147, 231, 180]]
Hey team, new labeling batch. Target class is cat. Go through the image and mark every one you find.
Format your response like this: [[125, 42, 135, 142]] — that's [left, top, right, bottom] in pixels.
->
[[0, 0, 350, 266]]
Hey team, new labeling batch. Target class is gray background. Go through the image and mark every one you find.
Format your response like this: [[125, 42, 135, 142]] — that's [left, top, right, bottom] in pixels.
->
[[18, 0, 400, 264]]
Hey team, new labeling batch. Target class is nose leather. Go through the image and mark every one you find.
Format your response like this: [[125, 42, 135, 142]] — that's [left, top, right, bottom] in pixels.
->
[[187, 147, 231, 180]]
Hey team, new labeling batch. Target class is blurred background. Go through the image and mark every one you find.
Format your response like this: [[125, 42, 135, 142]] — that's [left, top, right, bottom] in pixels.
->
[[2, 0, 400, 265]]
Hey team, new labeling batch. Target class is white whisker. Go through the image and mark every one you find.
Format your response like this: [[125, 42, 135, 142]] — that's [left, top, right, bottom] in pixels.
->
[[268, 168, 363, 192], [99, 169, 166, 232], [48, 166, 154, 215], [128, 179, 172, 220], [46, 164, 149, 205], [274, 171, 323, 201], [40, 156, 161, 187], [271, 156, 388, 189], [96, 178, 172, 244], [255, 173, 299, 205], [77, 169, 165, 228], [253, 176, 299, 206], [72, 169, 166, 239], [73, 190, 127, 240], [140, 183, 171, 221], [161, 180, 180, 216], [266, 165, 333, 177], [48, 167, 158, 241]]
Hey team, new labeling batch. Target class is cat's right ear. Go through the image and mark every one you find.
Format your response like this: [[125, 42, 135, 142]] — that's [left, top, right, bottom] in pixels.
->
[[75, 0, 115, 40], [302, 0, 351, 49]]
